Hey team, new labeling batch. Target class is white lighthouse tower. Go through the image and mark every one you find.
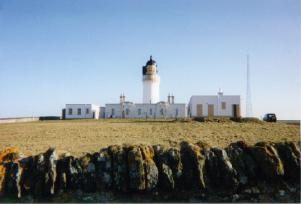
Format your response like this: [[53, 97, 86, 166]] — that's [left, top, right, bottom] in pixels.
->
[[142, 56, 160, 103]]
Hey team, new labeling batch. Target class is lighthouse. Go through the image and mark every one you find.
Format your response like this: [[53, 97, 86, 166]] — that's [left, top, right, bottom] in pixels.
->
[[142, 56, 160, 103]]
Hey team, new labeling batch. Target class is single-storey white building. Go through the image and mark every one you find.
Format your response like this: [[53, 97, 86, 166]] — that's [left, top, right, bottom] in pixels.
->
[[105, 94, 187, 118], [63, 104, 100, 119], [188, 90, 240, 117]]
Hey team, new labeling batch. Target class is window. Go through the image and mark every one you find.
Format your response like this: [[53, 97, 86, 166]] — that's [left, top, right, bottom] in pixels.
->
[[86, 108, 89, 114], [111, 109, 115, 116], [175, 109, 179, 116], [160, 108, 164, 115], [126, 108, 130, 115], [68, 108, 72, 115], [149, 108, 153, 115], [221, 102, 226, 110], [138, 109, 141, 115], [77, 108, 81, 115]]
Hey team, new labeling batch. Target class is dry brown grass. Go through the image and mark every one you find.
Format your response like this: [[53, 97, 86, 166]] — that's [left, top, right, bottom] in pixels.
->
[[0, 119, 299, 156]]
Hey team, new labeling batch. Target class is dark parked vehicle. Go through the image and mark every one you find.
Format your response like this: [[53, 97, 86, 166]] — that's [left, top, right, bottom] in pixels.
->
[[263, 113, 277, 122]]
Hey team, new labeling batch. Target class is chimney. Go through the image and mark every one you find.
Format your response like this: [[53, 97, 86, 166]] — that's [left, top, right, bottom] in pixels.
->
[[171, 94, 175, 104], [120, 93, 125, 103], [167, 93, 171, 104], [218, 88, 223, 97]]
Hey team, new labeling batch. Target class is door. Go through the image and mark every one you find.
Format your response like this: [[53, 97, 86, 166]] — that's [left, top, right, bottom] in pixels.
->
[[62, 109, 66, 120], [233, 104, 240, 117], [196, 104, 203, 116], [208, 104, 214, 117]]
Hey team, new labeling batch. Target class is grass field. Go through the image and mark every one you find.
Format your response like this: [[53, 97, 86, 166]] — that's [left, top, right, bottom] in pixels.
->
[[0, 119, 299, 156]]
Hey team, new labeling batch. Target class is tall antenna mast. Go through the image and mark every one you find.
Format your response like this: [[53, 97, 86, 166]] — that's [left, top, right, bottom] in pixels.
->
[[246, 54, 253, 117]]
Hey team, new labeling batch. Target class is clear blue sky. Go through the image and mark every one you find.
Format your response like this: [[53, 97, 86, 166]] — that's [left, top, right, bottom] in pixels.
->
[[0, 0, 300, 119]]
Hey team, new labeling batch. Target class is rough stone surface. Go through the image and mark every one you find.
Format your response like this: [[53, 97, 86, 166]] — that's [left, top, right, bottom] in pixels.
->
[[152, 145, 165, 167], [55, 157, 67, 193], [128, 146, 145, 191], [108, 145, 128, 192], [140, 146, 158, 191], [274, 142, 301, 182], [94, 149, 113, 190], [31, 148, 58, 197], [206, 147, 238, 193], [32, 153, 45, 197], [65, 156, 83, 191], [0, 140, 300, 202], [225, 141, 258, 185], [19, 156, 34, 195], [250, 142, 284, 180], [153, 145, 173, 191], [3, 162, 22, 198], [80, 153, 96, 192], [180, 142, 207, 190], [0, 147, 22, 197], [159, 163, 174, 191], [164, 147, 183, 187], [44, 148, 57, 196]]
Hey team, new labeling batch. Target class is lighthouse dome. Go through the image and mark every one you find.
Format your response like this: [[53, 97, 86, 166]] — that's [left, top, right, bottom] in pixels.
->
[[143, 55, 158, 75], [146, 55, 156, 65]]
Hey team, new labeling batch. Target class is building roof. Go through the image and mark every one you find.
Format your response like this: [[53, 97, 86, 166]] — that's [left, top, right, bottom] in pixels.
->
[[146, 55, 156, 65], [105, 102, 186, 106], [66, 104, 94, 105], [190, 95, 240, 98], [65, 104, 100, 107]]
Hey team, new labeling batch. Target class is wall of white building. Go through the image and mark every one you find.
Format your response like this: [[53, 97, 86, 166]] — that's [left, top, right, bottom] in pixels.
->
[[189, 95, 240, 117], [65, 104, 100, 119], [99, 107, 106, 118], [218, 95, 241, 116], [105, 102, 186, 118]]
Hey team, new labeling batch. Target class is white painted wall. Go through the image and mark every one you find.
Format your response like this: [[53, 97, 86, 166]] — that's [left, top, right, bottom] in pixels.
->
[[65, 104, 100, 119], [92, 104, 100, 119], [99, 107, 106, 118], [218, 95, 241, 116], [189, 95, 240, 117], [0, 117, 39, 124], [189, 96, 217, 116], [105, 103, 124, 118], [105, 102, 186, 118]]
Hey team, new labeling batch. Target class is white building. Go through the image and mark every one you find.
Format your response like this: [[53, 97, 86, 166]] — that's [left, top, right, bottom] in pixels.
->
[[188, 90, 240, 117], [62, 56, 241, 119], [143, 56, 160, 103], [64, 104, 100, 119], [105, 94, 186, 118]]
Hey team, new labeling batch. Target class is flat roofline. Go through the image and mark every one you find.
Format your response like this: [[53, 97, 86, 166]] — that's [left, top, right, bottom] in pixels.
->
[[135, 103, 186, 105], [105, 103, 186, 105], [190, 95, 240, 97], [66, 104, 100, 106], [190, 95, 216, 97]]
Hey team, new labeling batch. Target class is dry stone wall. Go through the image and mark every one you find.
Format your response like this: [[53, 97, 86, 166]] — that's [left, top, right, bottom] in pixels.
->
[[0, 141, 300, 202]]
